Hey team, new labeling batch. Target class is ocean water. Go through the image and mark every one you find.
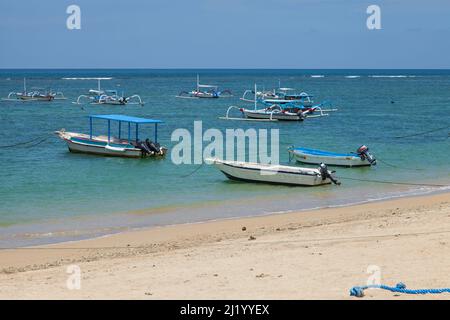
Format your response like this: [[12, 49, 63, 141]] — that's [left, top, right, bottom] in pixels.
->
[[0, 69, 449, 247]]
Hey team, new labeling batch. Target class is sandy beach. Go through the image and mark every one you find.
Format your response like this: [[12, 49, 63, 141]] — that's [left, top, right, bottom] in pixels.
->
[[0, 192, 449, 300]]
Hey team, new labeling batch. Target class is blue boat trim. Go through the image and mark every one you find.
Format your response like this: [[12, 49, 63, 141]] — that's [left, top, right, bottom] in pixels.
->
[[293, 147, 358, 158], [89, 114, 163, 124], [70, 137, 135, 149]]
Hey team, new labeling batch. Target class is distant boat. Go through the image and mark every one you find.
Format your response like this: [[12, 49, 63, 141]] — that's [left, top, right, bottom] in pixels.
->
[[207, 158, 340, 186], [240, 81, 314, 107], [288, 145, 376, 167], [223, 84, 333, 122], [176, 74, 232, 99], [2, 78, 66, 102], [241, 104, 308, 121], [68, 78, 144, 106], [55, 114, 167, 158]]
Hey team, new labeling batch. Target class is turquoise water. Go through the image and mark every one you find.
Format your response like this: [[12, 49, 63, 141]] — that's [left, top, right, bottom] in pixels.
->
[[0, 69, 449, 247]]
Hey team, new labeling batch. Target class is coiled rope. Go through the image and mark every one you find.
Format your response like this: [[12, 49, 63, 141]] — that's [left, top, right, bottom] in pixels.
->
[[350, 282, 450, 297], [0, 134, 51, 149]]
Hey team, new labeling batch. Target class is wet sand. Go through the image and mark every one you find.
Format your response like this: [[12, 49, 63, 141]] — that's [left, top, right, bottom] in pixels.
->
[[0, 192, 449, 299]]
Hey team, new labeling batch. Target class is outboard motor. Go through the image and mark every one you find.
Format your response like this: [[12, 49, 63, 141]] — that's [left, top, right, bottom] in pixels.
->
[[318, 163, 340, 185], [134, 139, 152, 155], [145, 138, 161, 154], [356, 145, 376, 165]]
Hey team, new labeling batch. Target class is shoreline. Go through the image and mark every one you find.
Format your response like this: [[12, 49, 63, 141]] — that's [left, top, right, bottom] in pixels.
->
[[2, 182, 449, 248], [0, 191, 449, 299]]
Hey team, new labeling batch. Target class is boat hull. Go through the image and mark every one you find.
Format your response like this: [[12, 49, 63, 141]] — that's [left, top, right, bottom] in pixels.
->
[[210, 159, 332, 186], [56, 131, 167, 158], [290, 149, 371, 167], [66, 139, 143, 157], [243, 110, 303, 121]]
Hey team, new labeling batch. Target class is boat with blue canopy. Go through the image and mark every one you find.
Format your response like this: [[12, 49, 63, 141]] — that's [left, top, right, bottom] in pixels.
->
[[288, 145, 376, 167], [55, 114, 167, 158]]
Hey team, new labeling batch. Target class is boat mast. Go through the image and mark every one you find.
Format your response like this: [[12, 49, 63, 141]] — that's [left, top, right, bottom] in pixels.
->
[[254, 83, 257, 110], [196, 74, 199, 92], [23, 78, 26, 93]]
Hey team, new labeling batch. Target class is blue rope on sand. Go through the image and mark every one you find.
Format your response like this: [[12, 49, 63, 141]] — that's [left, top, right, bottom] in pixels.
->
[[350, 282, 450, 297]]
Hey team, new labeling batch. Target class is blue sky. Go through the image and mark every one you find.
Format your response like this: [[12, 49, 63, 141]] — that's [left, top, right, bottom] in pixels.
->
[[1, 0, 449, 68]]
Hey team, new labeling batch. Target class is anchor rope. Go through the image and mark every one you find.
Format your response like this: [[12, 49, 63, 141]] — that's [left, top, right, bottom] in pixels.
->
[[376, 157, 423, 171], [0, 134, 51, 149], [350, 282, 450, 297], [180, 162, 205, 178], [394, 125, 450, 139], [337, 176, 448, 188]]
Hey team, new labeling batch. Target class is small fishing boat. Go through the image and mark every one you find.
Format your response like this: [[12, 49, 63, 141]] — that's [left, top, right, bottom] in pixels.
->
[[288, 145, 376, 167], [265, 88, 314, 107], [66, 77, 144, 106], [240, 82, 314, 107], [207, 158, 339, 186], [176, 74, 232, 99], [55, 114, 167, 158], [241, 104, 308, 121], [221, 85, 332, 121], [75, 90, 144, 106], [2, 78, 66, 102]]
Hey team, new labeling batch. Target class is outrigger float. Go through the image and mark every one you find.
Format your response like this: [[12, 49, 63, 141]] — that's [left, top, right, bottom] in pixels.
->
[[1, 78, 66, 102], [207, 158, 340, 186], [64, 77, 144, 106], [221, 85, 336, 121], [288, 145, 376, 167], [176, 74, 232, 99], [55, 114, 167, 158]]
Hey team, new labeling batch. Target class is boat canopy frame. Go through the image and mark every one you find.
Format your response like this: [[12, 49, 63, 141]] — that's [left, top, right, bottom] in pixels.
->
[[88, 114, 163, 144]]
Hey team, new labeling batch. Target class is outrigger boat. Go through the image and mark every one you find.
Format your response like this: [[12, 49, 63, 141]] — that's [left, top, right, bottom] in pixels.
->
[[65, 77, 144, 106], [288, 145, 376, 167], [176, 74, 232, 99], [2, 78, 66, 102], [263, 88, 314, 107], [55, 114, 167, 158], [207, 158, 340, 186], [241, 81, 314, 107], [75, 90, 144, 106], [221, 85, 333, 121]]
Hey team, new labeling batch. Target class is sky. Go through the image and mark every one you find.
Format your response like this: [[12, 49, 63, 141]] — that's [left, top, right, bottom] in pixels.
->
[[0, 0, 449, 69]]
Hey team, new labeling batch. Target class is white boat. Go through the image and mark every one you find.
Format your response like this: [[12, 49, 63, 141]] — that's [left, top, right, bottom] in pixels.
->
[[222, 85, 330, 122], [242, 104, 307, 121], [176, 74, 232, 99], [66, 77, 144, 106], [207, 158, 339, 186], [288, 145, 376, 167], [56, 114, 167, 158], [266, 88, 314, 107], [240, 82, 314, 107], [2, 78, 66, 102]]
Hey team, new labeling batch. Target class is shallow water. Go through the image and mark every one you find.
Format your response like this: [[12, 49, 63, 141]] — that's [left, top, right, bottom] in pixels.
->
[[0, 69, 449, 247]]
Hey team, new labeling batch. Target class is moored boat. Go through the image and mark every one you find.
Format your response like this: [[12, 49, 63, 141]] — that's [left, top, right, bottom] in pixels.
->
[[176, 74, 232, 99], [207, 158, 339, 186], [2, 78, 66, 102], [288, 145, 376, 167], [69, 78, 144, 106], [55, 114, 167, 158], [242, 104, 307, 121]]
